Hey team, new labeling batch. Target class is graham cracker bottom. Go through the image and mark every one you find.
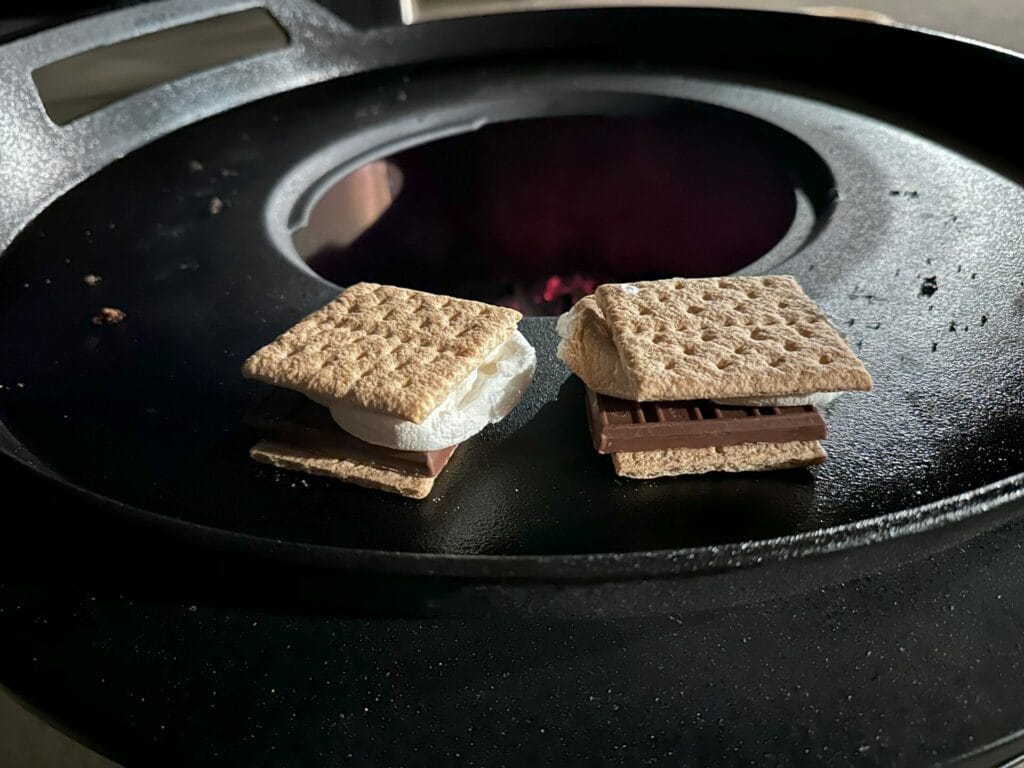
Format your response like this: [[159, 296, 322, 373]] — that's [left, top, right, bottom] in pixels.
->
[[611, 440, 826, 479], [250, 440, 435, 499]]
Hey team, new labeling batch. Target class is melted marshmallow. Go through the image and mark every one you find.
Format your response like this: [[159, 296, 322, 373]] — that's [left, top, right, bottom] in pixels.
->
[[555, 302, 581, 360], [329, 331, 536, 451]]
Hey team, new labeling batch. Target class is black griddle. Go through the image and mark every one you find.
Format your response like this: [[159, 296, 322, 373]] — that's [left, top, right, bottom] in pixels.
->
[[2, 4, 1024, 766]]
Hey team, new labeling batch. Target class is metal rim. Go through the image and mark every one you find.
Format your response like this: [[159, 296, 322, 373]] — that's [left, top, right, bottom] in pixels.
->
[[10, 452, 1021, 580]]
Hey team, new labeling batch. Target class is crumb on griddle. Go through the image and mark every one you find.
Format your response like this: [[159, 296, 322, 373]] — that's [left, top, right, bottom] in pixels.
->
[[209, 196, 224, 215], [188, 160, 204, 173], [92, 307, 126, 326], [82, 274, 102, 286]]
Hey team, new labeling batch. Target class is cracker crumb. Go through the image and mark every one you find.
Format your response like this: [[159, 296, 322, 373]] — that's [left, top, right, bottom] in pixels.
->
[[188, 160, 204, 173], [92, 307, 126, 326], [82, 274, 102, 286], [209, 196, 224, 215]]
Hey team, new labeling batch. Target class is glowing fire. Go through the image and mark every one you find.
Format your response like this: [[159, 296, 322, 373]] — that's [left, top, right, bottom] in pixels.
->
[[501, 272, 604, 316]]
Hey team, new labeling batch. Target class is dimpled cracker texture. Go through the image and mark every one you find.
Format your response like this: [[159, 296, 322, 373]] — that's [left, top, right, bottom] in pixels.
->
[[242, 283, 522, 423], [250, 441, 435, 499], [562, 276, 872, 401], [612, 439, 827, 479]]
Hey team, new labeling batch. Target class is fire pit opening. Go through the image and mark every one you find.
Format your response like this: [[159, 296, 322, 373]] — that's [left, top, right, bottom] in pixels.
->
[[291, 111, 832, 315]]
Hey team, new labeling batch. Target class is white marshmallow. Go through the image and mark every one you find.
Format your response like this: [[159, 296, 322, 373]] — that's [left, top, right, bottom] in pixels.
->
[[328, 331, 536, 451], [555, 303, 580, 340], [554, 302, 581, 362]]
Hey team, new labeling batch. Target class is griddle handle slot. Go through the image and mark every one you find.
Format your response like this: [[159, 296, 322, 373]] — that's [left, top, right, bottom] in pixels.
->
[[0, 0, 364, 253]]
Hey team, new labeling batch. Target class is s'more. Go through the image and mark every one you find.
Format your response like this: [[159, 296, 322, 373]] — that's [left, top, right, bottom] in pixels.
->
[[556, 276, 872, 478], [242, 283, 536, 498]]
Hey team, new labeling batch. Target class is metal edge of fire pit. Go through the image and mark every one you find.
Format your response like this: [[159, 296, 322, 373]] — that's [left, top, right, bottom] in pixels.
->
[[12, 443, 1022, 582]]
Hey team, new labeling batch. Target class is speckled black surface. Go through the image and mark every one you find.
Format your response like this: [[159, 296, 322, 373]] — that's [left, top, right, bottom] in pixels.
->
[[2, 7, 1024, 766], [2, 47, 1024, 579]]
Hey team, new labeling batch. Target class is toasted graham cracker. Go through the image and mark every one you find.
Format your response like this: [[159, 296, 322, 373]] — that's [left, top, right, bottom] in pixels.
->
[[557, 296, 636, 399], [561, 276, 871, 402], [612, 439, 826, 479], [250, 440, 435, 499], [242, 283, 521, 423]]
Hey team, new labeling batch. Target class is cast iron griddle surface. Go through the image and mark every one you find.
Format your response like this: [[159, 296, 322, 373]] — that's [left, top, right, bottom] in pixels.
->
[[0, 62, 1023, 569]]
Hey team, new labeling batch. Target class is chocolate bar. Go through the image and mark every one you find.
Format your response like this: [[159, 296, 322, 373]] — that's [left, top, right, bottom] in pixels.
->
[[248, 389, 456, 477], [586, 388, 827, 454]]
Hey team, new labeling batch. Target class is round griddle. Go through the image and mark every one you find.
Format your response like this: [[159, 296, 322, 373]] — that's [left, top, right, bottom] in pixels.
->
[[3, 3, 1024, 767], [1, 2, 1022, 588]]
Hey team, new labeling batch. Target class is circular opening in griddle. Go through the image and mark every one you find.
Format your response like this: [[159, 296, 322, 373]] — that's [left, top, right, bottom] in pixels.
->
[[288, 111, 834, 315]]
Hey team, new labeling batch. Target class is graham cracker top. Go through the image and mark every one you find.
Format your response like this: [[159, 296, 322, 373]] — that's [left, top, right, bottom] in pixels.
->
[[242, 283, 522, 423], [577, 276, 871, 401]]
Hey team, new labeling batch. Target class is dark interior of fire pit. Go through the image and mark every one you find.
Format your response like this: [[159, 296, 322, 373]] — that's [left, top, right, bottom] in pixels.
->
[[293, 113, 834, 314]]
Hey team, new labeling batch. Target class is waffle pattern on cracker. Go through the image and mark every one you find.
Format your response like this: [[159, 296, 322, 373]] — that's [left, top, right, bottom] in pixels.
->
[[583, 276, 871, 401], [243, 283, 521, 423]]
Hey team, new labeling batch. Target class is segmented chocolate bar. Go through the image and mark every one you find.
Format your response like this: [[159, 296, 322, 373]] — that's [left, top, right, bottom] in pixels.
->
[[586, 388, 827, 454]]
